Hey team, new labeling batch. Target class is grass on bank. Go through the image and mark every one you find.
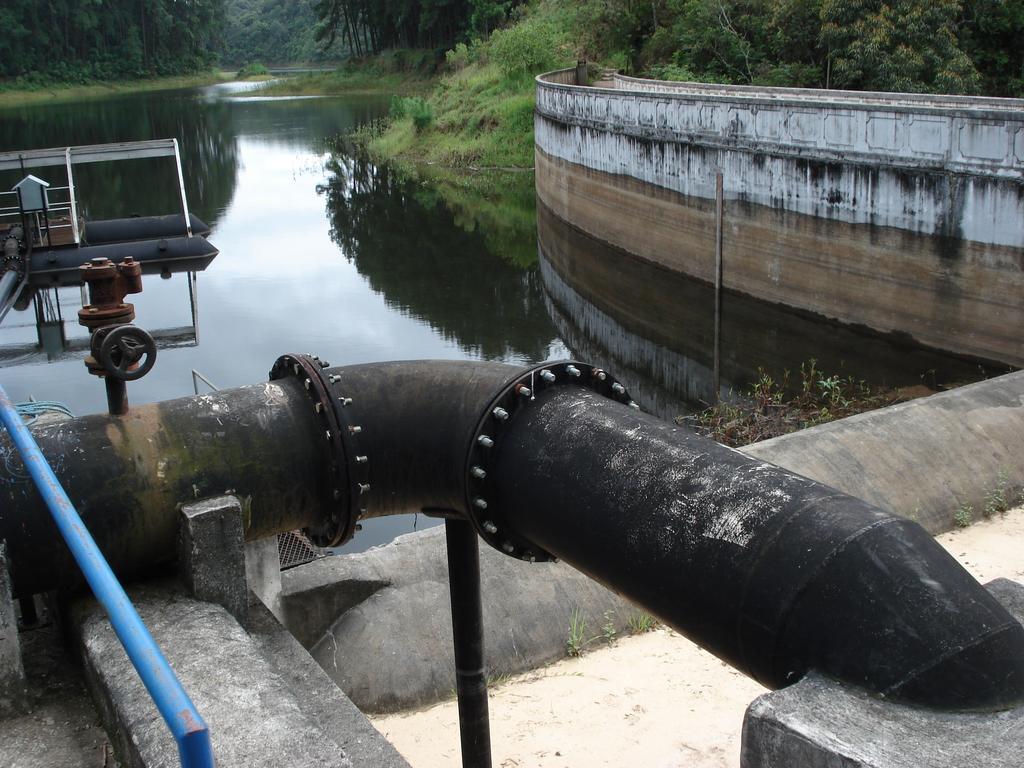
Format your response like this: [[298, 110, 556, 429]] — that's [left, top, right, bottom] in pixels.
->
[[683, 359, 936, 447], [361, 1, 579, 169], [0, 71, 231, 108], [255, 51, 436, 99]]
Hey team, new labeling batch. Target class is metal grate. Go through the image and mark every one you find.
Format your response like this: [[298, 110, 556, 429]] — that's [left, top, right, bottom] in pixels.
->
[[277, 530, 323, 570]]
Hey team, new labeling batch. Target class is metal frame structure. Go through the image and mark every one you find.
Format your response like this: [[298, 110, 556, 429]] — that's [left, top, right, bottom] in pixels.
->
[[0, 139, 194, 245]]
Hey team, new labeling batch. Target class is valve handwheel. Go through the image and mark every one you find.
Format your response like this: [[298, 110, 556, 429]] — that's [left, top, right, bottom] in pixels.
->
[[98, 325, 157, 381]]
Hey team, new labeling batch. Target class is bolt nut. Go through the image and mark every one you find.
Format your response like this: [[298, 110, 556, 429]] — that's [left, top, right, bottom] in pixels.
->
[[518, 385, 533, 398], [314, 402, 322, 413], [358, 483, 371, 494], [501, 542, 515, 554], [492, 407, 510, 421], [329, 374, 341, 383], [474, 497, 489, 510], [471, 465, 487, 479], [340, 397, 353, 406], [318, 360, 330, 368], [629, 401, 640, 409], [566, 365, 581, 378], [539, 369, 556, 382], [355, 455, 368, 463], [482, 520, 498, 534], [594, 369, 607, 381], [611, 382, 626, 395], [477, 435, 495, 448], [349, 425, 362, 434]]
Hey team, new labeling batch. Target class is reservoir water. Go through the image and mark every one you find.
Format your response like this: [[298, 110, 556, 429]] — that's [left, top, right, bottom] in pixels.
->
[[0, 81, 1008, 550]]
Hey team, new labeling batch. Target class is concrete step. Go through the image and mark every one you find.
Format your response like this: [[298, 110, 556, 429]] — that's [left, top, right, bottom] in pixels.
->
[[72, 582, 403, 768]]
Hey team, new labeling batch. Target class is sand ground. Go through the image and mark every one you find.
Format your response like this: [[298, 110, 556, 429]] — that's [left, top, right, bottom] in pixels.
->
[[371, 505, 1024, 768]]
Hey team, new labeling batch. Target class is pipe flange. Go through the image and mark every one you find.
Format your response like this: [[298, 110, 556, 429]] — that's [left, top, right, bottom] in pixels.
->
[[465, 360, 638, 562], [269, 353, 368, 547]]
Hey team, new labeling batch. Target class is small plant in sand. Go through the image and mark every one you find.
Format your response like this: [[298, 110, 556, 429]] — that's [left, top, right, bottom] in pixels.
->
[[566, 607, 589, 657], [602, 610, 617, 645], [954, 502, 974, 528], [983, 469, 1011, 518], [627, 612, 659, 634]]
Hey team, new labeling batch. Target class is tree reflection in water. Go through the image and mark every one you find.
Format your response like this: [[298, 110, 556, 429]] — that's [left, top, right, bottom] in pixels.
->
[[318, 149, 558, 363]]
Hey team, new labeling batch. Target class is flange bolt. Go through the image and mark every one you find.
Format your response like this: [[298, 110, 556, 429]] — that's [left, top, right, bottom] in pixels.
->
[[492, 407, 510, 421], [474, 497, 489, 510], [483, 520, 498, 534], [611, 382, 626, 395], [477, 435, 495, 448], [471, 466, 487, 479], [566, 365, 581, 378], [540, 369, 556, 382]]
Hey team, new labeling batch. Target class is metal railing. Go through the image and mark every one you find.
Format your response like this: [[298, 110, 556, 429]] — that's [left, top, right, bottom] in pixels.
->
[[0, 384, 214, 767]]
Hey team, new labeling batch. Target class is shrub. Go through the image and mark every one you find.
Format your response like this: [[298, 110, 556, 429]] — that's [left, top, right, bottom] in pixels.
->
[[236, 62, 269, 79], [488, 16, 564, 75], [390, 96, 434, 133], [445, 42, 470, 70]]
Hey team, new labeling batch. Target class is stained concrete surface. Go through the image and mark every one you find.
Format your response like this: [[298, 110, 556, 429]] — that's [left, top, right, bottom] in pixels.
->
[[0, 620, 113, 768], [75, 584, 356, 768], [284, 525, 636, 713]]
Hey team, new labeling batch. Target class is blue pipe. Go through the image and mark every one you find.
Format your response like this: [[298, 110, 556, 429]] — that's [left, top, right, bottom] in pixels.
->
[[0, 384, 214, 768]]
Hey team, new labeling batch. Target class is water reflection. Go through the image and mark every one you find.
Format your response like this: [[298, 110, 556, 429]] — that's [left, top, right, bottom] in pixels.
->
[[0, 85, 563, 552], [0, 88, 240, 228], [319, 153, 557, 362], [537, 201, 1002, 421]]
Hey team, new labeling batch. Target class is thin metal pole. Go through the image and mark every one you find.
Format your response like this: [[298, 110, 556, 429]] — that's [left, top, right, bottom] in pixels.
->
[[713, 170, 724, 403], [172, 139, 193, 238], [105, 377, 128, 416], [445, 518, 492, 768], [187, 271, 199, 343], [0, 384, 214, 768], [65, 148, 80, 245]]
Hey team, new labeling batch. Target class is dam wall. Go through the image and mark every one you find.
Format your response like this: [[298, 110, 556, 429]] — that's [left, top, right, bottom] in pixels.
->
[[535, 70, 1024, 366]]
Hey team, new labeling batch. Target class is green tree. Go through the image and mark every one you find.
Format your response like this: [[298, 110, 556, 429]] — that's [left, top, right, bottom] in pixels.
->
[[820, 0, 982, 93]]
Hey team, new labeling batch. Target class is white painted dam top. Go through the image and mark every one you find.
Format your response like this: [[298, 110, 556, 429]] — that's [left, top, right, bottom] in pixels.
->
[[536, 69, 1024, 178]]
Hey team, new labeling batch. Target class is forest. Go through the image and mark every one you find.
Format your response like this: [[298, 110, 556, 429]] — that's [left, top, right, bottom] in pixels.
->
[[0, 0, 1020, 97], [0, 0, 224, 82], [311, 0, 1023, 96]]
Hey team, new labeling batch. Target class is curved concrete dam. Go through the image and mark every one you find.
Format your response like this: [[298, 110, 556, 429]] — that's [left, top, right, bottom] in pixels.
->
[[534, 70, 1024, 367]]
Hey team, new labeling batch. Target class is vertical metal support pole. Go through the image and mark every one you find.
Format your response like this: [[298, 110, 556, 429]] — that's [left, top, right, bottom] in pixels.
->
[[65, 148, 80, 245], [187, 271, 199, 343], [445, 519, 492, 768], [172, 139, 193, 238], [105, 378, 128, 417], [713, 171, 724, 403]]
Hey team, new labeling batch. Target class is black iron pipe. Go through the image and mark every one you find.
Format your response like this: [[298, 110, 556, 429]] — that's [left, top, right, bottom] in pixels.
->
[[3, 357, 1023, 712], [446, 518, 492, 768], [485, 386, 1024, 711], [104, 377, 128, 416], [316, 360, 521, 519], [0, 379, 328, 597]]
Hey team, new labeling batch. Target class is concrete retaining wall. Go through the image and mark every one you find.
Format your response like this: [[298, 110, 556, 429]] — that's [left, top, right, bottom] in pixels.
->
[[534, 71, 1024, 365]]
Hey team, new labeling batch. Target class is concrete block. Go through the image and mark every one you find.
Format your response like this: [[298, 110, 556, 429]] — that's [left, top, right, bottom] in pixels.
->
[[244, 595, 410, 768], [0, 542, 26, 717], [74, 584, 353, 768], [245, 537, 283, 620], [284, 525, 637, 713], [741, 578, 1024, 768], [178, 495, 247, 621]]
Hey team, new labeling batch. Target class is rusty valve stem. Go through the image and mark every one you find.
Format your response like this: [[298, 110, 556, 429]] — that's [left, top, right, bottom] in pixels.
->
[[77, 256, 151, 416]]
